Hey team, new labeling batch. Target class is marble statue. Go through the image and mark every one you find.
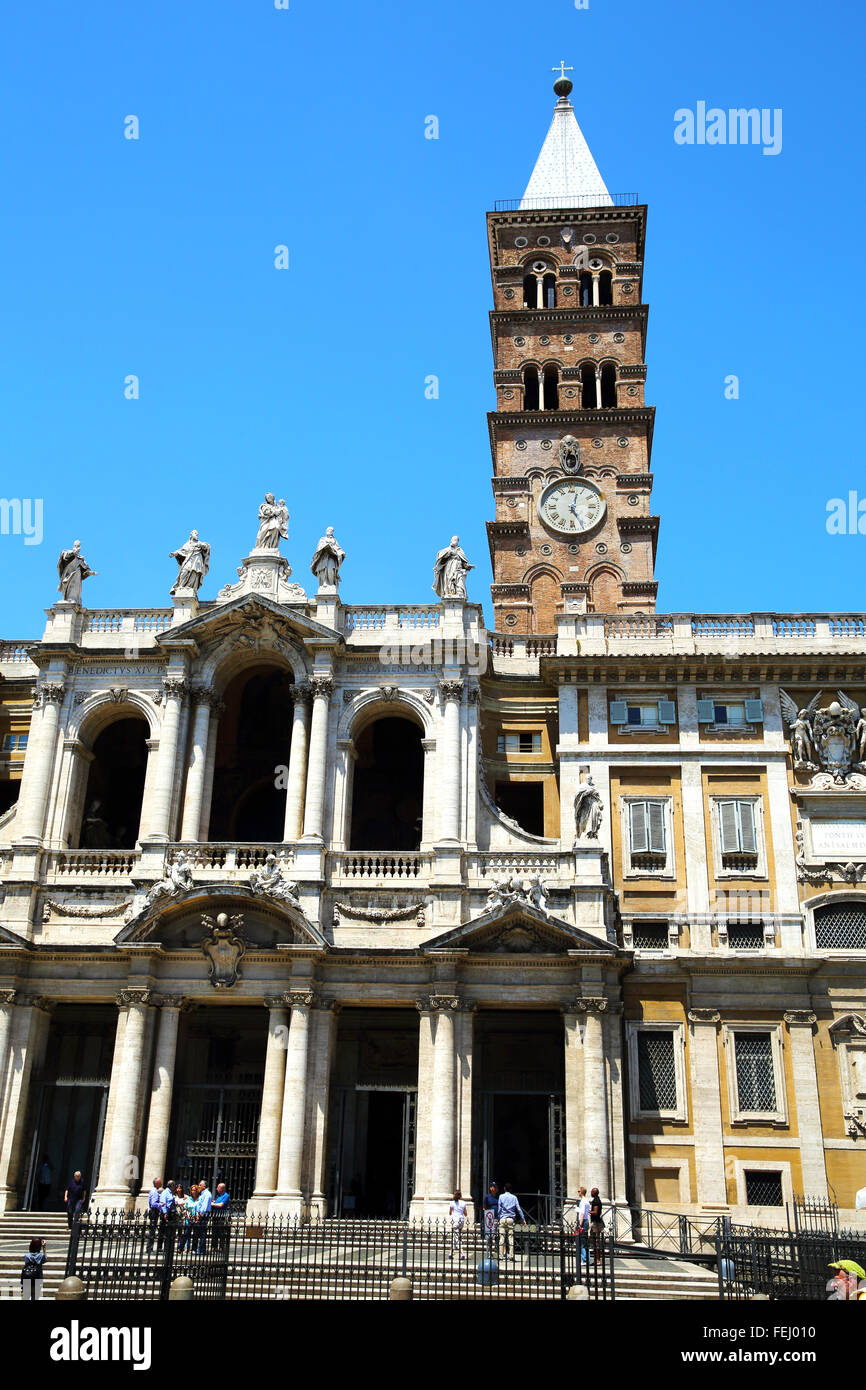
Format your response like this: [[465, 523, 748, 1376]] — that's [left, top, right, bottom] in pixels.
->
[[526, 871, 550, 913], [432, 536, 474, 600], [781, 689, 865, 783], [249, 852, 300, 904], [255, 493, 290, 551], [574, 775, 604, 840], [310, 527, 345, 588], [145, 851, 195, 907], [170, 529, 211, 596], [57, 540, 97, 604]]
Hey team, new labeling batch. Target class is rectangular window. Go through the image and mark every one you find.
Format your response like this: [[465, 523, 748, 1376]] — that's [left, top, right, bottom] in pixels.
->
[[497, 732, 542, 754], [698, 698, 764, 726], [632, 921, 669, 950], [2, 734, 28, 752], [744, 1170, 784, 1207], [718, 799, 759, 870], [734, 1033, 777, 1113], [637, 1030, 677, 1111], [611, 700, 675, 729], [628, 799, 667, 869], [727, 922, 765, 951]]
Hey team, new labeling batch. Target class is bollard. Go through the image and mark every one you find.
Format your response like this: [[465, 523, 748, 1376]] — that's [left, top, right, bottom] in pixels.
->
[[566, 1283, 590, 1301], [168, 1276, 194, 1301], [55, 1276, 86, 1301], [389, 1276, 413, 1301]]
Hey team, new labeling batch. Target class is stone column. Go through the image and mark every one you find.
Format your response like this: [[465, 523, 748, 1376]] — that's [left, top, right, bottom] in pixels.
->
[[0, 989, 17, 1101], [784, 1011, 829, 1198], [302, 677, 333, 839], [0, 995, 54, 1212], [687, 1009, 729, 1209], [455, 1002, 476, 1213], [283, 684, 311, 841], [306, 1000, 338, 1218], [420, 738, 438, 847], [438, 681, 463, 842], [562, 1006, 584, 1214], [427, 994, 459, 1208], [93, 988, 154, 1208], [16, 682, 65, 842], [250, 998, 290, 1208], [198, 704, 223, 841], [272, 990, 315, 1216], [147, 677, 188, 842], [139, 997, 185, 1194], [604, 1004, 629, 1207], [578, 998, 610, 1198], [179, 690, 215, 842], [410, 1002, 435, 1216]]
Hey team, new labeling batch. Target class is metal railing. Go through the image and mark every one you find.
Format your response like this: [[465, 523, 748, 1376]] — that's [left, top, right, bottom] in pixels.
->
[[66, 1209, 611, 1301], [604, 1204, 723, 1261], [716, 1225, 866, 1301], [494, 194, 639, 211]]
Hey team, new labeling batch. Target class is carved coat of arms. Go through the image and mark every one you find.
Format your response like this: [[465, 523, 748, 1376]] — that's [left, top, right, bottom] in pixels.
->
[[201, 912, 246, 988]]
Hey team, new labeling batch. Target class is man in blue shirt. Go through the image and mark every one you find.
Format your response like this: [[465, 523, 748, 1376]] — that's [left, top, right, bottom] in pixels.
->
[[496, 1184, 527, 1260], [193, 1179, 213, 1254], [146, 1178, 162, 1252], [211, 1182, 231, 1256]]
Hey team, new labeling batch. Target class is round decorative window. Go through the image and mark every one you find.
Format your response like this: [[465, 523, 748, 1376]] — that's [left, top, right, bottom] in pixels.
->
[[627, 386, 637, 396], [595, 543, 608, 554], [589, 332, 599, 344], [589, 258, 603, 271], [617, 437, 629, 448], [613, 332, 624, 343], [568, 543, 580, 554], [504, 613, 518, 627], [515, 237, 528, 248], [541, 439, 552, 450], [622, 282, 633, 293], [504, 288, 515, 300], [583, 233, 597, 244], [539, 335, 550, 345], [627, 494, 639, 506], [621, 542, 633, 553], [605, 233, 619, 244], [563, 286, 573, 296], [516, 546, 526, 556], [563, 333, 573, 344], [540, 544, 553, 556], [592, 439, 603, 448], [515, 439, 527, 450], [515, 337, 525, 347], [537, 236, 550, 247], [531, 260, 548, 273], [502, 389, 514, 399]]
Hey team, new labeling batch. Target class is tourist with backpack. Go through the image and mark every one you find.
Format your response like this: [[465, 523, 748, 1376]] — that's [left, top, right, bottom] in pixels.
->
[[20, 1238, 46, 1300]]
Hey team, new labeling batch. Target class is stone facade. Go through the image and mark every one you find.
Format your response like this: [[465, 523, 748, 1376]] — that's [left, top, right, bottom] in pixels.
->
[[0, 82, 865, 1230]]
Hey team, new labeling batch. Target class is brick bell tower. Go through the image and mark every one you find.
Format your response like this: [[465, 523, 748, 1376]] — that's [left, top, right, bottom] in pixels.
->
[[486, 67, 658, 635]]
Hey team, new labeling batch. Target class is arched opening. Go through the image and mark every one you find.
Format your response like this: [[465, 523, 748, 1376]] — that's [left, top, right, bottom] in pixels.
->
[[523, 364, 540, 411], [599, 270, 613, 305], [600, 361, 618, 407], [349, 716, 424, 851], [542, 273, 556, 308], [208, 666, 294, 842], [588, 567, 623, 614], [579, 271, 593, 306], [542, 364, 559, 411], [522, 275, 537, 309], [579, 361, 598, 409], [529, 570, 562, 633], [78, 716, 148, 848]]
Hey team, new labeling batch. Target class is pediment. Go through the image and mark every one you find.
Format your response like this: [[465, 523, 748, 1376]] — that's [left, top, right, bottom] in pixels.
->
[[0, 923, 33, 951], [115, 883, 328, 951], [420, 900, 617, 956], [157, 594, 342, 652]]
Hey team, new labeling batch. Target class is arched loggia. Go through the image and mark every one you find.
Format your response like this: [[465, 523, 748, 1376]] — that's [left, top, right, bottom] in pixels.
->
[[208, 666, 295, 842], [349, 716, 424, 851]]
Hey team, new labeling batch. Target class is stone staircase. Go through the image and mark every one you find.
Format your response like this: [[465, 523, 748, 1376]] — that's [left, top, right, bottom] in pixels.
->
[[610, 1254, 719, 1300], [0, 1212, 71, 1301]]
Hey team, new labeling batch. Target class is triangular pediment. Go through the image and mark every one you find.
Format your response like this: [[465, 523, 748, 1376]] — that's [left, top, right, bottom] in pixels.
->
[[421, 900, 617, 956], [115, 883, 328, 951], [157, 593, 342, 652], [0, 923, 33, 951]]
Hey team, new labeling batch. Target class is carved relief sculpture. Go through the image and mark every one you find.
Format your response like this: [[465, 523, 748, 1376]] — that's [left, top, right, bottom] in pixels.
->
[[145, 851, 195, 907], [201, 912, 246, 989], [248, 852, 300, 904]]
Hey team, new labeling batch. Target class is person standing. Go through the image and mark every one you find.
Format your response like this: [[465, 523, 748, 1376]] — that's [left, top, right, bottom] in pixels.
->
[[145, 1178, 162, 1252], [20, 1238, 46, 1300], [193, 1178, 213, 1254], [575, 1186, 590, 1266], [35, 1156, 52, 1211], [449, 1190, 467, 1259], [496, 1184, 527, 1261], [157, 1180, 177, 1254], [588, 1187, 604, 1266], [482, 1182, 499, 1252], [64, 1171, 86, 1230], [211, 1182, 230, 1257]]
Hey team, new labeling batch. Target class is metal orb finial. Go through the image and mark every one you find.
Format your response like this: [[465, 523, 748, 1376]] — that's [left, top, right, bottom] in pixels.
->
[[552, 60, 574, 99]]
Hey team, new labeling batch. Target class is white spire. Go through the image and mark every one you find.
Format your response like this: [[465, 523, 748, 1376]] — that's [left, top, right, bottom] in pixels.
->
[[520, 72, 612, 210]]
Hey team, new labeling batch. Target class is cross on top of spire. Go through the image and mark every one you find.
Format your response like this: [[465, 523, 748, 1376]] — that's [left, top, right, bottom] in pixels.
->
[[552, 61, 574, 80]]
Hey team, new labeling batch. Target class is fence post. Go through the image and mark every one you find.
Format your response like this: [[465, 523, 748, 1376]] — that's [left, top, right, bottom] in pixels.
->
[[158, 1218, 177, 1301], [559, 1220, 567, 1300], [64, 1212, 82, 1279], [607, 1223, 615, 1302]]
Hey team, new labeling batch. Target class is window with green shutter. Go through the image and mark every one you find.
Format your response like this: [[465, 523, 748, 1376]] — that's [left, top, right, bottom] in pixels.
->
[[718, 799, 759, 870], [628, 799, 668, 870]]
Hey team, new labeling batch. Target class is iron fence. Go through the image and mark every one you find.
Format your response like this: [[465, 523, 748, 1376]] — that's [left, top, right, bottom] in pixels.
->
[[717, 1227, 866, 1301], [604, 1203, 722, 1261], [66, 1209, 612, 1301]]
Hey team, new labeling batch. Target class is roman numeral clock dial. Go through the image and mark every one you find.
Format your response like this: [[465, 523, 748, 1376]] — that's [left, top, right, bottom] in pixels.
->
[[537, 480, 606, 536]]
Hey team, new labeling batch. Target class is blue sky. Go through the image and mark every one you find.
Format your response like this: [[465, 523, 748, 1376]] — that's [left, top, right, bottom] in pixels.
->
[[0, 0, 863, 636]]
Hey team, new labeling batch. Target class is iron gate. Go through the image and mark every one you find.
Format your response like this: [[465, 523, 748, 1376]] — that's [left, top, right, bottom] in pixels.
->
[[168, 1084, 262, 1202]]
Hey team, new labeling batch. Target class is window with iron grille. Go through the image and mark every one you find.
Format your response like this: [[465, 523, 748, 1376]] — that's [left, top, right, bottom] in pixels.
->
[[815, 905, 866, 950], [734, 1032, 777, 1112], [744, 1170, 783, 1206], [727, 922, 765, 951], [632, 921, 669, 950], [637, 1030, 677, 1111], [497, 732, 542, 754]]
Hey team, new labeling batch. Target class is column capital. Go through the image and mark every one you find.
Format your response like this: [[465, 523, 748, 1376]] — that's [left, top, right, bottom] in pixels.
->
[[191, 685, 219, 709], [39, 681, 65, 707], [0, 989, 17, 1005], [784, 1010, 817, 1027], [284, 989, 318, 1010], [155, 994, 188, 1010], [688, 1008, 721, 1025], [290, 682, 313, 706], [466, 684, 482, 705], [416, 993, 461, 1013], [309, 675, 333, 702], [567, 995, 608, 1013], [438, 679, 464, 704], [162, 675, 189, 702], [16, 993, 56, 1013], [115, 987, 154, 1009], [264, 995, 290, 1011]]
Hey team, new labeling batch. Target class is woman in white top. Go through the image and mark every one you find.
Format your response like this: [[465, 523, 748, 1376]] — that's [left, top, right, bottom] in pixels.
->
[[449, 1190, 467, 1258]]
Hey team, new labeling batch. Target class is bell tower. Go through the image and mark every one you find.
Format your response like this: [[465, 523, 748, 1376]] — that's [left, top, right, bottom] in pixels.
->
[[486, 68, 658, 635]]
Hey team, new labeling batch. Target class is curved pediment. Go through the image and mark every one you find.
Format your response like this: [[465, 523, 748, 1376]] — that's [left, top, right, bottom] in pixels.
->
[[420, 899, 618, 956], [115, 883, 328, 951]]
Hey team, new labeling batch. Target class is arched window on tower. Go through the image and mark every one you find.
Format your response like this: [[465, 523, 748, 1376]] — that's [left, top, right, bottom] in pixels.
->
[[600, 362, 618, 408], [522, 275, 537, 309], [579, 271, 593, 307], [598, 270, 613, 305], [542, 365, 560, 411], [579, 361, 598, 410], [523, 365, 540, 411], [543, 273, 556, 308]]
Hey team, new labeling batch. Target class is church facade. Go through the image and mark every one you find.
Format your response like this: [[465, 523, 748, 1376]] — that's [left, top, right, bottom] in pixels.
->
[[0, 74, 864, 1228]]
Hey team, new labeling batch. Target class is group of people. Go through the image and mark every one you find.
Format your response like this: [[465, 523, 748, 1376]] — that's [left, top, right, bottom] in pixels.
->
[[448, 1182, 528, 1260], [146, 1177, 230, 1255], [572, 1185, 605, 1265]]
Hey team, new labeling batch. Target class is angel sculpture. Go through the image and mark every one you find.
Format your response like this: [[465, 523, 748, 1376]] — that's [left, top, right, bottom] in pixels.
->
[[201, 912, 246, 989], [526, 871, 550, 913], [249, 852, 300, 904], [145, 851, 195, 907], [779, 690, 822, 768]]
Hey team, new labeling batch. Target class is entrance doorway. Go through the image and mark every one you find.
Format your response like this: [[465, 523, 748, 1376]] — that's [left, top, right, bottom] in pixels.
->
[[326, 1008, 419, 1217]]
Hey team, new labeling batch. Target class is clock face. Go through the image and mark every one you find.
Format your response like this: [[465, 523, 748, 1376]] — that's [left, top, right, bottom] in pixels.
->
[[538, 480, 606, 535]]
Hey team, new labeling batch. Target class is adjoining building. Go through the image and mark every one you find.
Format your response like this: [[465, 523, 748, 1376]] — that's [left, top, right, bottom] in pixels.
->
[[0, 74, 864, 1227]]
